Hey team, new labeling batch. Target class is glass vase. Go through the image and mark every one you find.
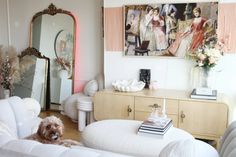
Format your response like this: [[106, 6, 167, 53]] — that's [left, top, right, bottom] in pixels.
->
[[3, 89, 10, 98], [191, 67, 215, 89]]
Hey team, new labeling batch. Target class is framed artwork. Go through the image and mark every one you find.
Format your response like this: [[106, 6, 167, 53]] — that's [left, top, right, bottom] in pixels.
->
[[124, 2, 218, 57]]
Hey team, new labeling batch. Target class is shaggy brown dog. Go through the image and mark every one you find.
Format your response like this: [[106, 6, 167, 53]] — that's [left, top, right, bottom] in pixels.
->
[[26, 116, 81, 147]]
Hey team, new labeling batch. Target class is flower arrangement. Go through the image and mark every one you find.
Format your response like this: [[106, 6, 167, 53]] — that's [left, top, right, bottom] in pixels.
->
[[0, 46, 20, 90], [194, 46, 222, 69], [54, 57, 71, 71]]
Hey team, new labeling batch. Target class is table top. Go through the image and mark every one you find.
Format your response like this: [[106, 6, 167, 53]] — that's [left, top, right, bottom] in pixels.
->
[[99, 88, 228, 104]]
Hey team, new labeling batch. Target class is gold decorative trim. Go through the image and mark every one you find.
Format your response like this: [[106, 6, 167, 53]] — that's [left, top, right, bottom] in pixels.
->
[[32, 3, 73, 21], [18, 47, 49, 60]]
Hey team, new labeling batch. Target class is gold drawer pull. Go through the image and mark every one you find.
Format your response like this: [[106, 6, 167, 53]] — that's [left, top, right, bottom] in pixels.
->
[[180, 111, 185, 123], [127, 105, 132, 116]]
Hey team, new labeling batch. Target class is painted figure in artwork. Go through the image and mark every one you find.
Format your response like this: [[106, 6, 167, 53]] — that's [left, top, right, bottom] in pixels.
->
[[160, 4, 177, 46], [188, 7, 207, 52], [167, 7, 208, 57], [165, 11, 178, 45], [139, 6, 155, 51], [151, 7, 168, 51], [126, 13, 139, 35]]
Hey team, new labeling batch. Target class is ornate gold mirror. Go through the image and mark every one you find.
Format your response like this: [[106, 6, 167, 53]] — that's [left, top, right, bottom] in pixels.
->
[[14, 47, 50, 110], [18, 4, 77, 110]]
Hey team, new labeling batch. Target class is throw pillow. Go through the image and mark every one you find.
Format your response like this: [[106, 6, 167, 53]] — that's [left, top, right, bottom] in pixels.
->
[[83, 80, 98, 97]]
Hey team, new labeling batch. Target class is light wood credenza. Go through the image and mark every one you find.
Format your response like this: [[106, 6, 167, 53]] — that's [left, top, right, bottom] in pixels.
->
[[93, 89, 228, 147]]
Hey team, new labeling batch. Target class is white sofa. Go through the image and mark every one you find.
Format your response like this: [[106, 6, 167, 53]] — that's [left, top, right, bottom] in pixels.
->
[[1, 96, 235, 157], [0, 96, 132, 157]]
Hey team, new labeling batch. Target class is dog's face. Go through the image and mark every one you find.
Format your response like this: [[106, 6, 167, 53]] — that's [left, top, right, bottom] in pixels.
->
[[37, 116, 64, 142]]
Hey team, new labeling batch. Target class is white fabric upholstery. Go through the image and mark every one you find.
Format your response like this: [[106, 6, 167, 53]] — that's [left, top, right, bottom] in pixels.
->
[[82, 120, 194, 157], [83, 80, 98, 97], [222, 137, 236, 157], [227, 149, 236, 157], [219, 121, 236, 157], [0, 99, 18, 138], [8, 97, 33, 138], [159, 139, 219, 157], [60, 148, 100, 157], [0, 96, 133, 157], [2, 139, 42, 154], [0, 135, 15, 147], [0, 147, 36, 157], [62, 93, 91, 121], [23, 98, 41, 119]]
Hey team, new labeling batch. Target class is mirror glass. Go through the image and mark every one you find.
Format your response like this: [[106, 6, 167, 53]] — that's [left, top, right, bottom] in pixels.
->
[[14, 48, 49, 110], [31, 4, 75, 107]]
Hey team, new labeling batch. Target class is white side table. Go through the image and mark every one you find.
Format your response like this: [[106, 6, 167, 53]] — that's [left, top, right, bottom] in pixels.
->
[[77, 96, 94, 131]]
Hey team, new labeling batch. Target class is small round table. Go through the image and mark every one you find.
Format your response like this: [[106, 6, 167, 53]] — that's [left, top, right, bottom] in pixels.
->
[[77, 97, 94, 131], [82, 119, 194, 157]]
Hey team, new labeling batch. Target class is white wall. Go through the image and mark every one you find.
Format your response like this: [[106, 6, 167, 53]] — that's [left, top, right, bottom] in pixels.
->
[[104, 0, 236, 122], [0, 0, 9, 46], [2, 0, 103, 84]]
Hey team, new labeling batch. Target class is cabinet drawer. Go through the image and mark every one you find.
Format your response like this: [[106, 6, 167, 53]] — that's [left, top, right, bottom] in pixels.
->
[[135, 111, 178, 127], [135, 97, 178, 115]]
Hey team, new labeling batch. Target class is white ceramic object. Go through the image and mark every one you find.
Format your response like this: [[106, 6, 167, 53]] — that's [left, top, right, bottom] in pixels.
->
[[58, 69, 68, 78], [3, 89, 10, 98], [112, 79, 145, 92]]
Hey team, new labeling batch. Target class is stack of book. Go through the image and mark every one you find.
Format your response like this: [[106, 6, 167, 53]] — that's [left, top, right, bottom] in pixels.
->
[[137, 118, 172, 137], [190, 88, 217, 100]]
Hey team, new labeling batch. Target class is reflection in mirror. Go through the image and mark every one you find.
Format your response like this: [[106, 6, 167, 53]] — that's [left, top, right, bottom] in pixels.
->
[[14, 47, 50, 110], [30, 4, 76, 108]]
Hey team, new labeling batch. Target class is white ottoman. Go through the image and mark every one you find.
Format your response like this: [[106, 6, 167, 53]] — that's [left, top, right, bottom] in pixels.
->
[[61, 93, 86, 122], [82, 120, 194, 157]]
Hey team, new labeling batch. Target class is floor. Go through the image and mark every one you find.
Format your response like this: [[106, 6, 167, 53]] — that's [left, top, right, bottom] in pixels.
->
[[39, 111, 81, 142]]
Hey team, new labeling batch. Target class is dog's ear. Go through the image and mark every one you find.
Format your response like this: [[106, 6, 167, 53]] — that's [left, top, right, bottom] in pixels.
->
[[58, 118, 64, 137], [37, 121, 44, 137]]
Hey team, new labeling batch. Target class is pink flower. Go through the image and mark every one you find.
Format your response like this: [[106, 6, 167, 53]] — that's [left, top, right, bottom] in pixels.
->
[[198, 53, 207, 61], [208, 57, 216, 65]]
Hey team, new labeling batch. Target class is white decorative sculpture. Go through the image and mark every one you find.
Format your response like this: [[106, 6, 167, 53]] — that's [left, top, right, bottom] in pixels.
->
[[112, 79, 145, 92]]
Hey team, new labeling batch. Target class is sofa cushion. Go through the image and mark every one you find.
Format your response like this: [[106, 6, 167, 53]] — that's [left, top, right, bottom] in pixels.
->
[[159, 139, 219, 157], [221, 137, 236, 157], [8, 97, 32, 138], [0, 99, 18, 138], [31, 144, 68, 157], [0, 147, 36, 157], [2, 139, 41, 154], [0, 121, 17, 138], [60, 148, 100, 157], [0, 135, 15, 147], [219, 121, 236, 156], [22, 98, 41, 119]]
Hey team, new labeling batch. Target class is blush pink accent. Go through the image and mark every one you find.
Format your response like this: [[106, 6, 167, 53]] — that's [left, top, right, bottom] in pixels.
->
[[218, 3, 236, 53], [104, 7, 124, 51], [71, 12, 83, 93]]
